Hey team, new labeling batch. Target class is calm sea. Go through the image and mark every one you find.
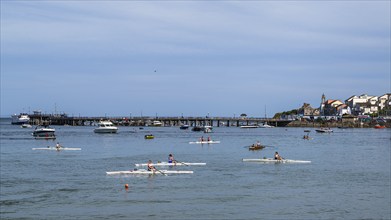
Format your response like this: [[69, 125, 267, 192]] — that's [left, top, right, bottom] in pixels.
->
[[1, 118, 390, 219]]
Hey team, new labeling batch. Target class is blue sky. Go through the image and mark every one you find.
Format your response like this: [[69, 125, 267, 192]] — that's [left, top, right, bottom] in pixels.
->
[[1, 1, 390, 117]]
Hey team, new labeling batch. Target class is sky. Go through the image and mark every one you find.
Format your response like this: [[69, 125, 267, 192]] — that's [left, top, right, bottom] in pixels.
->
[[1, 1, 390, 118]]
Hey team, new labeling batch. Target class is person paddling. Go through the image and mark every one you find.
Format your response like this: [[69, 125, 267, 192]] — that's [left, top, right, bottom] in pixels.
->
[[168, 154, 177, 165], [55, 142, 62, 151], [274, 152, 283, 160], [147, 160, 156, 172]]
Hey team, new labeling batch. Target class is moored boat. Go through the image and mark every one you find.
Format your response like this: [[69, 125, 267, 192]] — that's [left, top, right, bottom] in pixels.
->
[[144, 134, 154, 139], [315, 128, 333, 133], [21, 123, 32, 128], [94, 121, 118, 133], [374, 124, 386, 129], [11, 113, 30, 125], [106, 169, 194, 175], [191, 126, 203, 131], [259, 123, 274, 128], [152, 121, 163, 126], [240, 125, 259, 128], [179, 124, 190, 130], [32, 126, 56, 139]]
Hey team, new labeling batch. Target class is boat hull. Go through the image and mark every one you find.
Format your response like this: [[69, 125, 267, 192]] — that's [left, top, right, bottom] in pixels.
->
[[94, 128, 118, 133]]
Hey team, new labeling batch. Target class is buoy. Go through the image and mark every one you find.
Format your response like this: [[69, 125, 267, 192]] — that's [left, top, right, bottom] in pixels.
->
[[125, 184, 129, 190]]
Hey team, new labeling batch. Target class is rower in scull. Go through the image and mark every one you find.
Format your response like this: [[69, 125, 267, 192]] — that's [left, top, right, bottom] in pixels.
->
[[147, 160, 157, 172], [274, 151, 283, 160], [168, 154, 177, 165], [55, 142, 62, 151]]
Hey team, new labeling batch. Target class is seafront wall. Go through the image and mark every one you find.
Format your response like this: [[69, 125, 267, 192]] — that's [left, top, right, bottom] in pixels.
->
[[286, 120, 391, 128]]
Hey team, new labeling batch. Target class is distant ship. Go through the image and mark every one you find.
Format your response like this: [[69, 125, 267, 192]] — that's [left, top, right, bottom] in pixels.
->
[[11, 113, 30, 125]]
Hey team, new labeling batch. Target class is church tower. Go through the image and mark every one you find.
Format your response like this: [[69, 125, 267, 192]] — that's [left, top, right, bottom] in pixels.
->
[[320, 94, 326, 116]]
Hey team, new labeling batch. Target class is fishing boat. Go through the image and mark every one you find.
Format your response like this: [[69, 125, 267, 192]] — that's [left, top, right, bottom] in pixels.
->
[[32, 147, 81, 151], [144, 134, 154, 139], [315, 128, 333, 133], [106, 169, 194, 175], [32, 126, 56, 139], [189, 140, 220, 144], [94, 121, 118, 133], [242, 158, 311, 164], [135, 162, 206, 167], [11, 113, 30, 125]]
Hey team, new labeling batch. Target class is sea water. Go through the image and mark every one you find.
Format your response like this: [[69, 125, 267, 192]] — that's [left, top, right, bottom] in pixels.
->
[[1, 118, 390, 219]]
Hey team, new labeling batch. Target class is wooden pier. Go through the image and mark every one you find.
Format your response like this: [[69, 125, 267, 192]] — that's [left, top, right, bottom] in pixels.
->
[[28, 114, 293, 127]]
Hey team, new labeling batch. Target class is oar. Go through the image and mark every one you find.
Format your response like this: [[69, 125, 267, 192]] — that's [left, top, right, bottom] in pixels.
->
[[176, 160, 189, 166], [154, 168, 167, 176]]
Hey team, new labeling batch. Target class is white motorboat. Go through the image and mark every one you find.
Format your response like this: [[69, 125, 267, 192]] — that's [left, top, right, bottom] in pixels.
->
[[315, 128, 333, 133], [240, 125, 259, 128], [94, 121, 118, 133], [11, 113, 30, 125], [259, 123, 274, 128], [152, 121, 163, 126], [21, 123, 32, 128], [32, 126, 56, 139]]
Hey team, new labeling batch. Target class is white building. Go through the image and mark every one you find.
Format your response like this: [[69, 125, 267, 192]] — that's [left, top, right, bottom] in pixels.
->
[[345, 94, 390, 115]]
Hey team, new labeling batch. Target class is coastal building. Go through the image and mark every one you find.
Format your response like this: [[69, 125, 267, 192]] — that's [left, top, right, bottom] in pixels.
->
[[298, 103, 319, 116], [319, 94, 344, 116], [345, 94, 384, 115], [336, 104, 351, 116], [378, 93, 391, 110]]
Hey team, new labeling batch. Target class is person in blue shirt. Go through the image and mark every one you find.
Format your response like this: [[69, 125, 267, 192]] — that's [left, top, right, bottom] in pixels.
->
[[168, 154, 177, 165]]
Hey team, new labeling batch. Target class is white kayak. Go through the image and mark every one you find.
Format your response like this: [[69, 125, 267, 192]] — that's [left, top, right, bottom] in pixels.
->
[[242, 158, 311, 164], [135, 162, 206, 167], [189, 141, 220, 144], [32, 147, 81, 151], [106, 169, 194, 175]]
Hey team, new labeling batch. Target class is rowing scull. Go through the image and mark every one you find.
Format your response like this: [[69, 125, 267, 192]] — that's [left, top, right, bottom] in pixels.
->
[[32, 147, 81, 151], [189, 141, 220, 144], [106, 169, 194, 175], [135, 162, 206, 167], [242, 158, 311, 164]]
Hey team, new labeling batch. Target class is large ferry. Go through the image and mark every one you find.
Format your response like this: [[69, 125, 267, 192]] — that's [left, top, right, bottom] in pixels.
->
[[11, 113, 30, 125]]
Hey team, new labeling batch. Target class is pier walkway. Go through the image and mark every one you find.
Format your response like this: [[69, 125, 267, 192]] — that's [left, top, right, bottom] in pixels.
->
[[28, 114, 293, 127]]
